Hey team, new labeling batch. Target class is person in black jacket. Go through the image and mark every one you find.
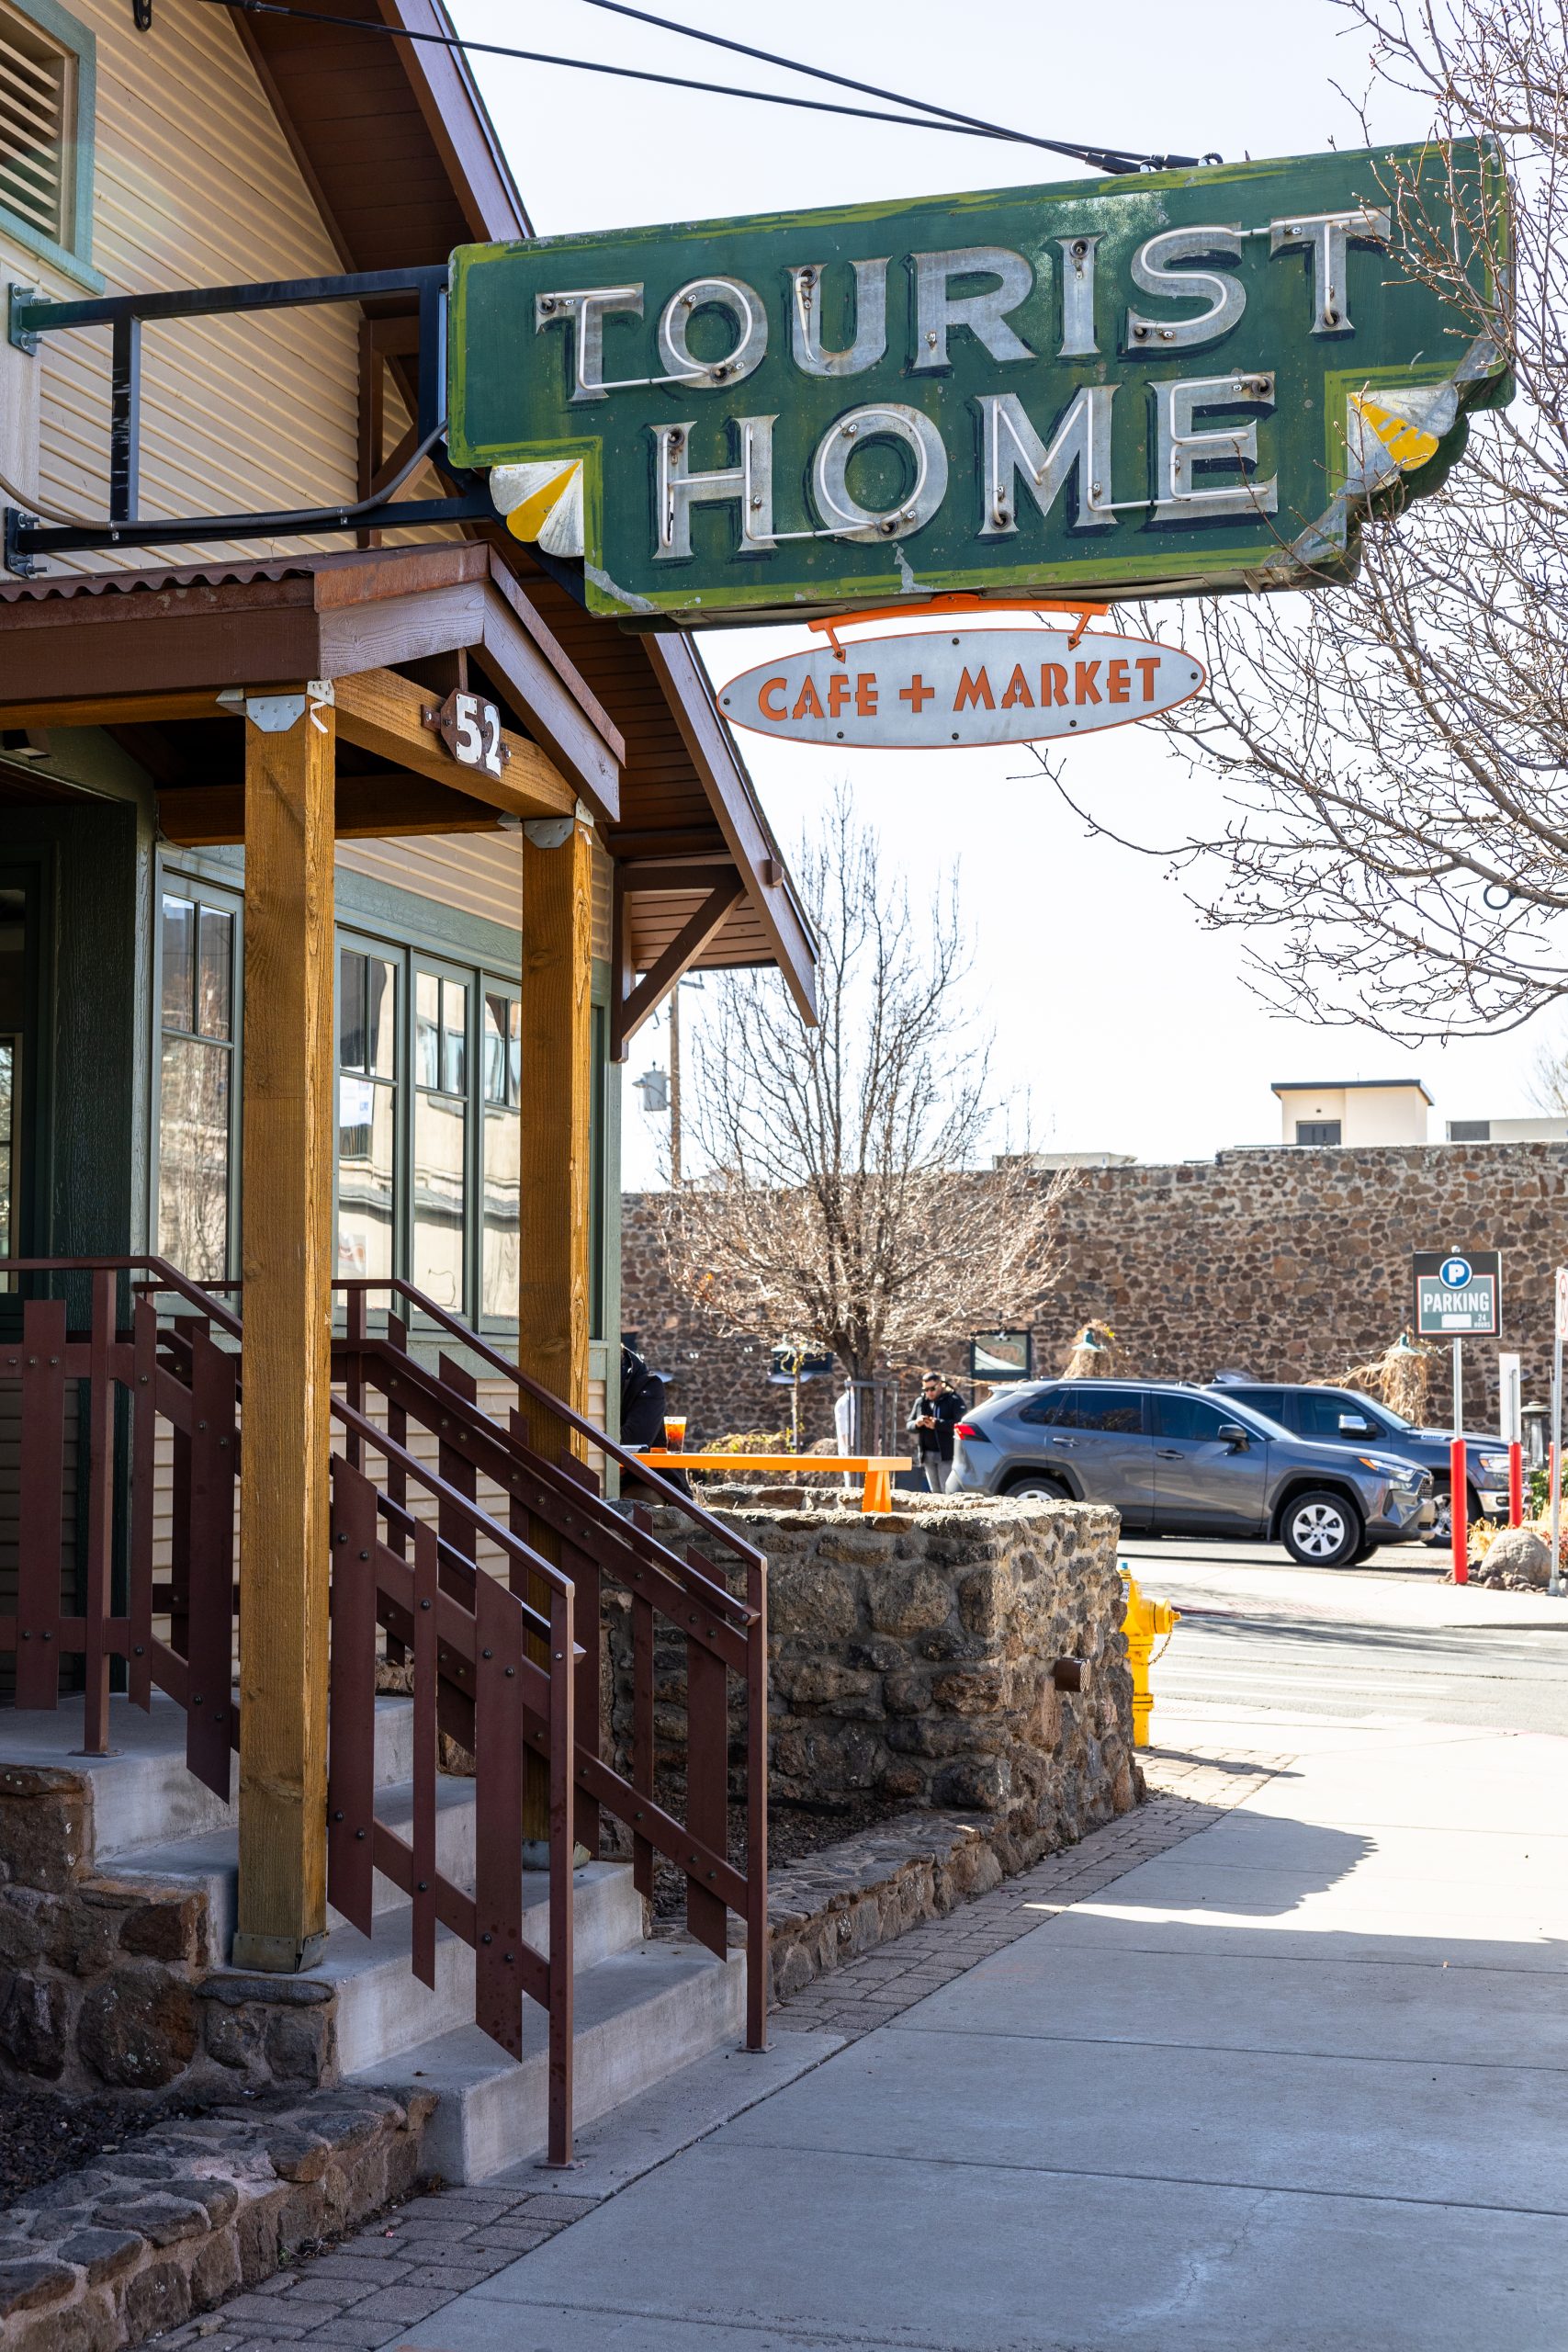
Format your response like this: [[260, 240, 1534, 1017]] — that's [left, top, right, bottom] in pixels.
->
[[620, 1342, 667, 1446], [908, 1371, 964, 1493], [620, 1342, 690, 1498]]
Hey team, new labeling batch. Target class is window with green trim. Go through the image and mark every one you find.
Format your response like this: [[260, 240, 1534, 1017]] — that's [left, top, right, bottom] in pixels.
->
[[333, 931, 522, 1329], [155, 882, 241, 1283], [0, 0, 96, 283]]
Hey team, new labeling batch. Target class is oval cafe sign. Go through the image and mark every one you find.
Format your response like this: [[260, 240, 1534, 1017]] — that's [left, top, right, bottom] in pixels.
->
[[446, 135, 1507, 739], [720, 623, 1203, 749]]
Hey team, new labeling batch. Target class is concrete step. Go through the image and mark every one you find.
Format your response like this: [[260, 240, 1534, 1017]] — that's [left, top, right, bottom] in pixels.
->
[[0, 1693, 422, 1868], [112, 1772, 484, 1959], [352, 1939, 748, 2181], [325, 1863, 647, 2072]]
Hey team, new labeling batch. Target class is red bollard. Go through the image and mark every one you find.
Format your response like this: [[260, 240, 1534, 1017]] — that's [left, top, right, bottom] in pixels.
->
[[1450, 1438, 1469, 1584], [1509, 1442, 1525, 1528]]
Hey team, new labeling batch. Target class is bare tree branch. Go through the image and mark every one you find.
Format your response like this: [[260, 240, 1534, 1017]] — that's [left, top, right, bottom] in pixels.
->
[[1067, 0, 1568, 1039], [654, 787, 1075, 1442]]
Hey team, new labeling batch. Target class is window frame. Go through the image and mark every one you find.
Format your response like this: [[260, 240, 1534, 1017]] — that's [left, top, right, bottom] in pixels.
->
[[0, 0, 102, 290], [479, 976, 522, 1334], [1294, 1119, 1342, 1147], [332, 928, 525, 1335], [408, 951, 474, 1319], [151, 870, 243, 1284]]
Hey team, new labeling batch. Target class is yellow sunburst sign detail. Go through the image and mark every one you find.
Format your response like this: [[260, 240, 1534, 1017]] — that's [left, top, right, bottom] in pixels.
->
[[1349, 393, 1441, 473], [489, 459, 584, 556]]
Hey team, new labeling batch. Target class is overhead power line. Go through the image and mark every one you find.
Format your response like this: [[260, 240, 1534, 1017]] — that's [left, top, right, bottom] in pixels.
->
[[559, 0, 1212, 175], [202, 0, 1213, 174]]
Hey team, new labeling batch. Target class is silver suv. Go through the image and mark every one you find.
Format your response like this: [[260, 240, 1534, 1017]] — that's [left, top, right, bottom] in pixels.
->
[[949, 1380, 1430, 1567]]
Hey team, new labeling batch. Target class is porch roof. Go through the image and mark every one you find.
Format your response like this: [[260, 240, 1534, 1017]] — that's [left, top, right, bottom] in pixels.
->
[[0, 541, 816, 1012]]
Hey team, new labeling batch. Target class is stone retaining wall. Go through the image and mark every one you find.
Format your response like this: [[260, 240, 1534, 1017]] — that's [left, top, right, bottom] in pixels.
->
[[0, 2089, 430, 2352], [612, 1493, 1137, 1866], [623, 1139, 1568, 1442]]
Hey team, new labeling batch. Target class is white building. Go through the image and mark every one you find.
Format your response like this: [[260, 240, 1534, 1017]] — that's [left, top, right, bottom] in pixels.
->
[[1271, 1080, 1433, 1148]]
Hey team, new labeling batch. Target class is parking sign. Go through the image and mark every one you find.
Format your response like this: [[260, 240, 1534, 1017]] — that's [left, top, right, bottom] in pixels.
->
[[1413, 1249, 1502, 1337]]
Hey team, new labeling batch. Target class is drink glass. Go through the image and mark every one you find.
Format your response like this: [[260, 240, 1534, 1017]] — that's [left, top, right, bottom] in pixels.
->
[[663, 1415, 687, 1452]]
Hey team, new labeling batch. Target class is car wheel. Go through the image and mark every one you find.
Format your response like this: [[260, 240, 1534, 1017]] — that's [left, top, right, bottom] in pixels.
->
[[1351, 1541, 1380, 1566], [1427, 1483, 1480, 1546], [1281, 1489, 1363, 1568], [1005, 1474, 1070, 1501]]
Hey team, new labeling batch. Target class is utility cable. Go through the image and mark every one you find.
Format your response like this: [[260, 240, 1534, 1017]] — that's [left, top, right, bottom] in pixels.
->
[[201, 0, 1206, 171], [559, 0, 1208, 174]]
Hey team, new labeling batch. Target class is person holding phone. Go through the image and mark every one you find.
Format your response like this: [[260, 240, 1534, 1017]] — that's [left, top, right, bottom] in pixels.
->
[[908, 1371, 964, 1493]]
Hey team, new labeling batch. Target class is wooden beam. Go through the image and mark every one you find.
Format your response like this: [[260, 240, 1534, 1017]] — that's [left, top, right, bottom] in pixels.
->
[[615, 860, 739, 898], [333, 667, 576, 820], [0, 689, 225, 729], [158, 774, 503, 846], [233, 689, 336, 1974], [516, 815, 594, 1842], [643, 632, 818, 1024], [603, 825, 729, 862], [479, 560, 623, 821], [615, 875, 745, 1056]]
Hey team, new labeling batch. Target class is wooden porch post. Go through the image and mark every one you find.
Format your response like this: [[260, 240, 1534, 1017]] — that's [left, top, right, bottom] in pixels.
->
[[517, 815, 593, 1843], [233, 688, 336, 1973]]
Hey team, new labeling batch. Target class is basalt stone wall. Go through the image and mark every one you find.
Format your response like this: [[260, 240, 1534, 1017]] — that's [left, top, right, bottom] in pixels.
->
[[608, 1495, 1137, 1867], [0, 1766, 337, 2102], [623, 1140, 1568, 1441]]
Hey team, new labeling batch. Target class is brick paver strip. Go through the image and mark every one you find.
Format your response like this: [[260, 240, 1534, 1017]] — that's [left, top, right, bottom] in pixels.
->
[[159, 1747, 1285, 2352]]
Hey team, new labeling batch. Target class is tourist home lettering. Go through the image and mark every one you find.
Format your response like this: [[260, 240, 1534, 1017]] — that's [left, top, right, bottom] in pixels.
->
[[449, 141, 1508, 624]]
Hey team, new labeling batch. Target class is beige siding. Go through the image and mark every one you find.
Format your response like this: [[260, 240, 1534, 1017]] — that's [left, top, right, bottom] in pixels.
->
[[1, 0, 360, 568], [335, 833, 525, 942], [335, 831, 613, 962]]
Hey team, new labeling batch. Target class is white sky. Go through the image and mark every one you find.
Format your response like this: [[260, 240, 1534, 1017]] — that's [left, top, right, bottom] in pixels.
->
[[453, 0, 1560, 1187]]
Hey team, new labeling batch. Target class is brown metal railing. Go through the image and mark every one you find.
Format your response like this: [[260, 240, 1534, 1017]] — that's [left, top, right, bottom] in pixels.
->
[[0, 1257, 769, 2164]]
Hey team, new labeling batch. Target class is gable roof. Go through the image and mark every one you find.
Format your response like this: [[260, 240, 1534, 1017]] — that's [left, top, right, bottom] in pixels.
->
[[234, 0, 528, 269]]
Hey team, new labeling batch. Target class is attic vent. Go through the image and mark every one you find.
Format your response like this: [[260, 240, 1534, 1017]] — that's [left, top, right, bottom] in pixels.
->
[[0, 5, 73, 248]]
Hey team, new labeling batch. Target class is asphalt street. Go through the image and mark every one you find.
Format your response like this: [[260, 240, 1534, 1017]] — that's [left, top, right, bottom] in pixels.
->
[[1122, 1534, 1568, 1737]]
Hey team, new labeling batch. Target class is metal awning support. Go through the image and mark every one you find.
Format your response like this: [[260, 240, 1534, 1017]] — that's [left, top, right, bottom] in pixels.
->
[[4, 268, 489, 573]]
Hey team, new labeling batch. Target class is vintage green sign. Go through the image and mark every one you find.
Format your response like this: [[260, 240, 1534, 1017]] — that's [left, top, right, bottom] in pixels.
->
[[446, 141, 1507, 627]]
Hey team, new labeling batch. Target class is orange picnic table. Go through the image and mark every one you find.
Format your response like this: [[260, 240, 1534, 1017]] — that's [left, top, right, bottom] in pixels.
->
[[637, 1452, 913, 1514]]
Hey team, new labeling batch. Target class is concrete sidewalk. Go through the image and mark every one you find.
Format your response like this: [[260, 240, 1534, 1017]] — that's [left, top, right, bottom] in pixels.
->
[[394, 1711, 1568, 2351]]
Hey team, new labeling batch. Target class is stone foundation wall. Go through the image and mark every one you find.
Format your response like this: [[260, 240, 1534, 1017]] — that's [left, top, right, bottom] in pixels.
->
[[0, 1765, 336, 2104], [611, 1494, 1137, 1867], [623, 1139, 1568, 1442]]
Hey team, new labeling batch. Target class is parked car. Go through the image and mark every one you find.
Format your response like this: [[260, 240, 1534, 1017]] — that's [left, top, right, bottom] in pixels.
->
[[949, 1380, 1430, 1566], [1210, 1377, 1509, 1544]]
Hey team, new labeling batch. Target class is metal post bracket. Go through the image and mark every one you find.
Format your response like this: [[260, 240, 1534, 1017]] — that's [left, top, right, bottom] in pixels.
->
[[7, 284, 37, 356]]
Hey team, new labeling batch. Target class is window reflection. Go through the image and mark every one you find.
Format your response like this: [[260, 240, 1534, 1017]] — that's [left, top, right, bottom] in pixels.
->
[[481, 990, 520, 1322], [338, 950, 397, 1281], [412, 968, 468, 1311], [158, 1037, 230, 1281], [412, 1093, 465, 1306], [158, 891, 238, 1282]]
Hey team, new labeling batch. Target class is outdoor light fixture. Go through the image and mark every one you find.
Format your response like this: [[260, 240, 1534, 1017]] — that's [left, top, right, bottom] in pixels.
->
[[1522, 1399, 1549, 1467], [633, 1067, 669, 1113]]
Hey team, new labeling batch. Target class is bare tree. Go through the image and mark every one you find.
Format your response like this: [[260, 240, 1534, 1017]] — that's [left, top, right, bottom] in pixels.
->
[[1064, 0, 1568, 1040], [656, 791, 1073, 1447]]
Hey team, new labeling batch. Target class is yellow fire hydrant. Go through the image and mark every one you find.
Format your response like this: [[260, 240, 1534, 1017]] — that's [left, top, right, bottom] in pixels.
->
[[1122, 1571, 1179, 1748]]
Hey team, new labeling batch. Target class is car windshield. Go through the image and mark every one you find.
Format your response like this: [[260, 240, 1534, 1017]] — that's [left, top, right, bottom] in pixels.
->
[[1349, 1388, 1409, 1430]]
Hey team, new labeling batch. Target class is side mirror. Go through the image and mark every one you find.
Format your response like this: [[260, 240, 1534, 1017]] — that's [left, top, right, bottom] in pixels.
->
[[1337, 1414, 1372, 1434], [1216, 1422, 1250, 1449]]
